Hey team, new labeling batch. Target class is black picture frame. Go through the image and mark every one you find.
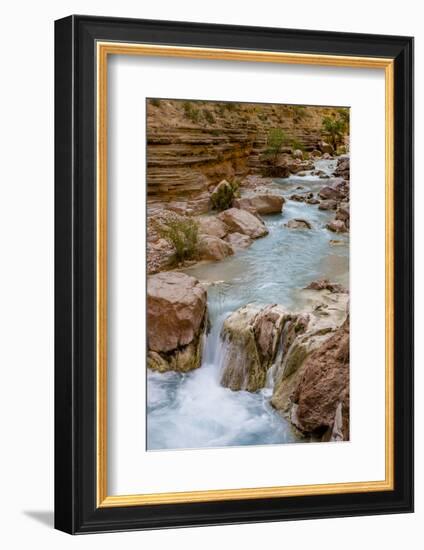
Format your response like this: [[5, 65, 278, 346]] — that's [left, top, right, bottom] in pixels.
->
[[55, 15, 414, 534]]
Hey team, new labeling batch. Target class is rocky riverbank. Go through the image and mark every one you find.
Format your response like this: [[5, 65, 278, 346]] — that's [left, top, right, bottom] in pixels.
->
[[147, 154, 349, 274], [147, 150, 350, 442]]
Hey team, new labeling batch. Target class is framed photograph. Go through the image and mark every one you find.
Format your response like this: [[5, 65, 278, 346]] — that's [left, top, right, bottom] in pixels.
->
[[54, 15, 413, 534]]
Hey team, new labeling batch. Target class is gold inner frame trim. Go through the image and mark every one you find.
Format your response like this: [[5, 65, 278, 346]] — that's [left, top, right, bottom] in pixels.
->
[[96, 41, 395, 508]]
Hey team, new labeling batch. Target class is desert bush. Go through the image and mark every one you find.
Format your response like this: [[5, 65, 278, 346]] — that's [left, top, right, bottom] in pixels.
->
[[265, 128, 288, 162], [211, 180, 240, 211], [153, 214, 200, 263], [150, 98, 161, 107]]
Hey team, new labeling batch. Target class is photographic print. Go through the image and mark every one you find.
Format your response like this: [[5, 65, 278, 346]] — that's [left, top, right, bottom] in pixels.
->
[[146, 99, 350, 451]]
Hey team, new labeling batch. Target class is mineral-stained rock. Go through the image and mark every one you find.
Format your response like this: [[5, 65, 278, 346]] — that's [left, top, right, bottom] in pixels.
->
[[253, 305, 290, 370], [285, 218, 312, 230], [219, 304, 264, 391], [270, 289, 349, 413], [220, 304, 290, 391], [147, 272, 207, 372], [233, 194, 284, 215], [147, 350, 169, 372], [218, 207, 269, 238], [290, 317, 350, 439], [326, 219, 348, 233], [198, 235, 234, 261], [218, 286, 349, 433], [196, 215, 229, 239], [225, 232, 253, 249]]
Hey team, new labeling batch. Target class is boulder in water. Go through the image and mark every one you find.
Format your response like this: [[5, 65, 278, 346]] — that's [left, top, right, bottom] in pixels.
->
[[285, 218, 312, 230], [319, 185, 343, 200], [196, 215, 229, 239], [225, 231, 252, 250], [198, 235, 233, 262], [147, 272, 207, 372], [318, 199, 338, 211], [219, 304, 264, 392], [290, 317, 350, 440], [326, 219, 348, 233], [233, 193, 284, 215], [218, 207, 268, 239], [220, 304, 293, 392]]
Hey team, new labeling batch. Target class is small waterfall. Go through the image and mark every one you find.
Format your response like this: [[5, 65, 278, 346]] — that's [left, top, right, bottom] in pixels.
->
[[202, 312, 229, 371]]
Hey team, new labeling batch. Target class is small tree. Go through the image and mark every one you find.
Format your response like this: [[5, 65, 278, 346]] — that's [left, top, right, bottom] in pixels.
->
[[337, 108, 350, 134], [321, 116, 345, 150], [153, 215, 200, 263], [265, 128, 287, 163]]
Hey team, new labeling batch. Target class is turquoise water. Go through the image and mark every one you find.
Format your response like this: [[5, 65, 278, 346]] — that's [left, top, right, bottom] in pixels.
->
[[147, 161, 349, 450]]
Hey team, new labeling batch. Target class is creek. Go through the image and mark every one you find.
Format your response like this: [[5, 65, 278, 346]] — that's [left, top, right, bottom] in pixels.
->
[[147, 159, 349, 450]]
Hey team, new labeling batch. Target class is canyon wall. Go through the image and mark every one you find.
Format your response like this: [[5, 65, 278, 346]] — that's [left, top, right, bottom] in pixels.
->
[[147, 99, 346, 203]]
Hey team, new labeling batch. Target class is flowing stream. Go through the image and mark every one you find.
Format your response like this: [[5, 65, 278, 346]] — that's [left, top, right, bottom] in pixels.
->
[[147, 159, 349, 450]]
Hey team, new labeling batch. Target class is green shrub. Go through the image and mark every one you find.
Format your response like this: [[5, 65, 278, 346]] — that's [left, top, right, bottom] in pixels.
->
[[321, 115, 346, 150], [153, 215, 200, 263], [265, 128, 288, 162], [211, 180, 240, 211], [150, 98, 161, 107]]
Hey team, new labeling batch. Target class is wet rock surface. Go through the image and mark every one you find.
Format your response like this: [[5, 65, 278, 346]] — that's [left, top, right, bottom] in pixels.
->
[[147, 272, 208, 372]]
